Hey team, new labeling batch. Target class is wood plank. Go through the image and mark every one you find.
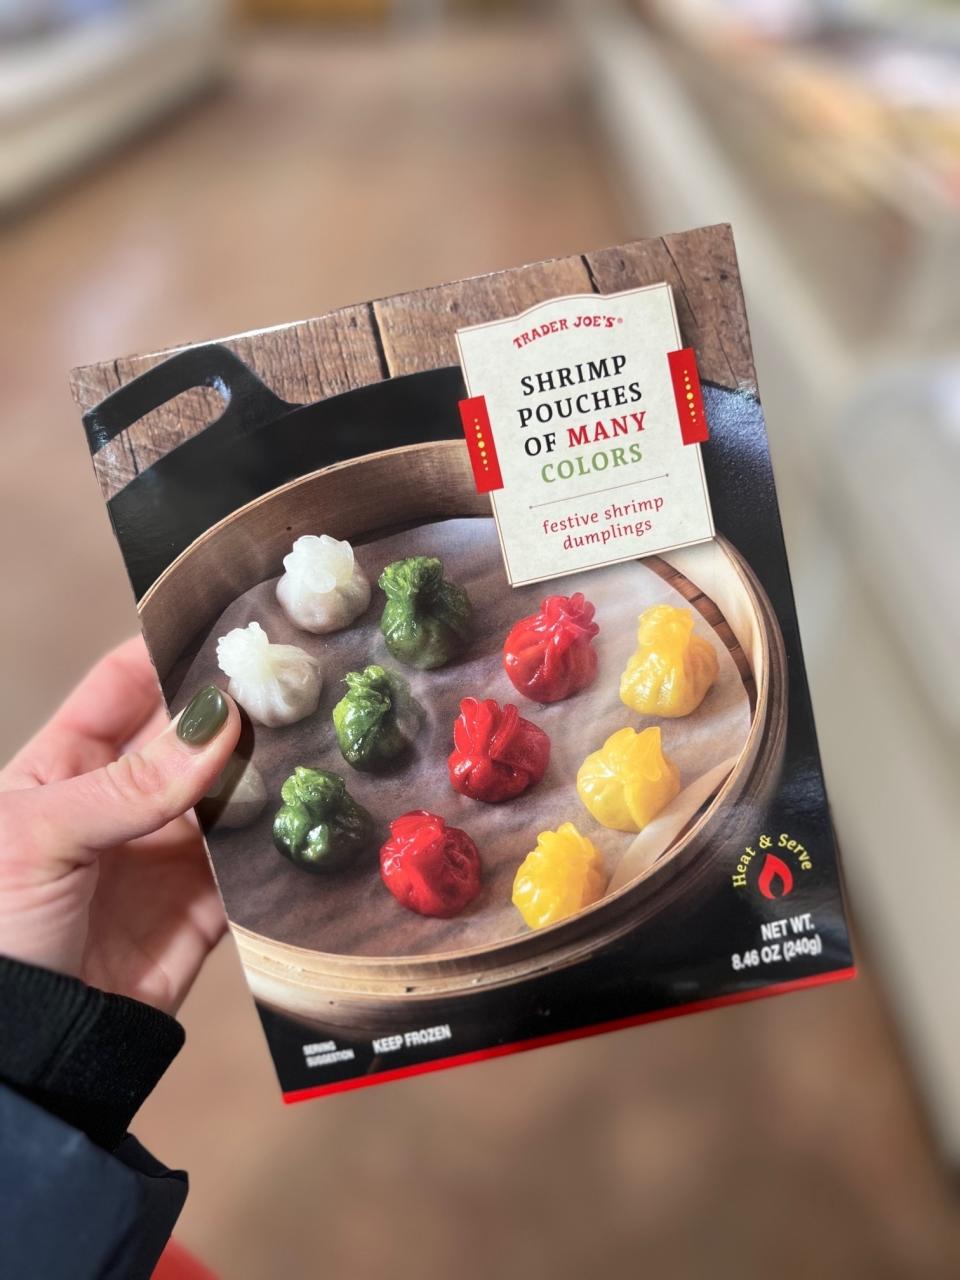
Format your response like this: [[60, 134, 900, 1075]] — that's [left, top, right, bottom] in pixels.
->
[[73, 304, 384, 500], [70, 227, 755, 504], [67, 360, 135, 497], [373, 255, 594, 376], [586, 224, 756, 392], [114, 304, 384, 486]]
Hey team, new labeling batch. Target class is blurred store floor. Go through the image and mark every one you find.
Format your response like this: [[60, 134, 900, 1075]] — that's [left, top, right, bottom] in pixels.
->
[[1, 20, 959, 1280]]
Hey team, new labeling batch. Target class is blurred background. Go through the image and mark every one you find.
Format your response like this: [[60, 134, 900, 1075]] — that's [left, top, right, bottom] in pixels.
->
[[1, 0, 958, 1276]]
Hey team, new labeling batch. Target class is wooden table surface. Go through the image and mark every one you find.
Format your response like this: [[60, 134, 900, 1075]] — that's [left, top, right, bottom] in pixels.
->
[[71, 223, 756, 501]]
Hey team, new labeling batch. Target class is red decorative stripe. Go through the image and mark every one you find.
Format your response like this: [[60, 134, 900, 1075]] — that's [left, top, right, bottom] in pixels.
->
[[459, 395, 503, 493], [668, 347, 709, 445], [282, 966, 857, 1106]]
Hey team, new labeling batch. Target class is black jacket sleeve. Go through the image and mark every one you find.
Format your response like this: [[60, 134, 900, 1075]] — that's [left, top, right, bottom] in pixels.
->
[[0, 955, 188, 1280]]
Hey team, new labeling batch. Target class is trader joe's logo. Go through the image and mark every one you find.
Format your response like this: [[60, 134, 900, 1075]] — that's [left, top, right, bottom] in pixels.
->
[[455, 284, 715, 588], [732, 832, 814, 898]]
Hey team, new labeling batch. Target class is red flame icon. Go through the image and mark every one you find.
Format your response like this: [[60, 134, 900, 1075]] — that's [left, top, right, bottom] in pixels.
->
[[757, 853, 794, 900]]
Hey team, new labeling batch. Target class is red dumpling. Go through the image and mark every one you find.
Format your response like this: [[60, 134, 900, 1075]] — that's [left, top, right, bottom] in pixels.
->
[[448, 697, 550, 804], [380, 810, 481, 918], [502, 592, 600, 703]]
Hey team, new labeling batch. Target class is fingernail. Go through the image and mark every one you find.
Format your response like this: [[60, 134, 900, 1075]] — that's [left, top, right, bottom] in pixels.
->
[[177, 686, 229, 746]]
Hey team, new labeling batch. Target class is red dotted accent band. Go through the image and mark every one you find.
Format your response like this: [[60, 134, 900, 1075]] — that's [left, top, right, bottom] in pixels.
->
[[667, 347, 709, 446], [458, 395, 504, 493]]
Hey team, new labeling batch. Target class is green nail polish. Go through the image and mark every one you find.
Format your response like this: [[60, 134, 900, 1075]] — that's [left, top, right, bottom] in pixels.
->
[[177, 686, 228, 746]]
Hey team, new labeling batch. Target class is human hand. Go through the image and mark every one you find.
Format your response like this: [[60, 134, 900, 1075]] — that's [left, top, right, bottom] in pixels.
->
[[0, 637, 240, 1015]]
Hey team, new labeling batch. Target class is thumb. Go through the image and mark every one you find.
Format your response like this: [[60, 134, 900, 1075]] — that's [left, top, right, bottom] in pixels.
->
[[37, 686, 241, 853]]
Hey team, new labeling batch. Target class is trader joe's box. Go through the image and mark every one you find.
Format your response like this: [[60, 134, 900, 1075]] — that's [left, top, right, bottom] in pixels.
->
[[70, 223, 854, 1103]]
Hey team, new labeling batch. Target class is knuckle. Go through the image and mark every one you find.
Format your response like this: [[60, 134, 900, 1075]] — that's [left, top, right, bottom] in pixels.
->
[[100, 750, 168, 814], [0, 746, 45, 789]]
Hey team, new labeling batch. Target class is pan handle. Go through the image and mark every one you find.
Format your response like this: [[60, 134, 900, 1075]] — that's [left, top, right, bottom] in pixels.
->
[[83, 343, 294, 455]]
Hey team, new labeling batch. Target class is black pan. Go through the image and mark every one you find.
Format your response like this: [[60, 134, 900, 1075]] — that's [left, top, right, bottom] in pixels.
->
[[83, 343, 467, 598], [84, 342, 778, 618]]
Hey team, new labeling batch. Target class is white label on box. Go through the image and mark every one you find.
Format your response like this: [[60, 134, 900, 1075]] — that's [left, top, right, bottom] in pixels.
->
[[455, 284, 715, 586]]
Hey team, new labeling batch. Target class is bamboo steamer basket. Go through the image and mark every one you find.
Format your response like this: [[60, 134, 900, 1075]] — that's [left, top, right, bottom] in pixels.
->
[[141, 440, 788, 1033]]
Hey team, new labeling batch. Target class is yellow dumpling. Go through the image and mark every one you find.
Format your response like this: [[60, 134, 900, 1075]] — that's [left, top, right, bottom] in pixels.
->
[[512, 822, 607, 930], [619, 604, 718, 718], [576, 726, 680, 833]]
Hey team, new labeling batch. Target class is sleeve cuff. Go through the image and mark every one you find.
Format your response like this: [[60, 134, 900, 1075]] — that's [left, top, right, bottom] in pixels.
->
[[0, 954, 184, 1150]]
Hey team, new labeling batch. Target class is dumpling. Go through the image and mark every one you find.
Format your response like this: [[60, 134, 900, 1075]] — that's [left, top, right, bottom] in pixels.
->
[[379, 556, 473, 670], [503, 592, 599, 704], [216, 621, 321, 727], [273, 767, 375, 873], [199, 754, 267, 830], [512, 822, 606, 929], [380, 811, 482, 918], [276, 535, 371, 634], [448, 697, 550, 803], [619, 604, 718, 718], [332, 665, 426, 773], [576, 726, 680, 832]]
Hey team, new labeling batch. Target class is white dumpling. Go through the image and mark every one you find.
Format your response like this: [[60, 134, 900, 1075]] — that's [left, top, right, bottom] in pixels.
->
[[200, 755, 268, 830], [276, 534, 371, 634], [216, 621, 321, 727]]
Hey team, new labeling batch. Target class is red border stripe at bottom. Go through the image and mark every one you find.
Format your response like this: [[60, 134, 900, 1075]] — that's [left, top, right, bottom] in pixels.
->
[[282, 966, 857, 1105]]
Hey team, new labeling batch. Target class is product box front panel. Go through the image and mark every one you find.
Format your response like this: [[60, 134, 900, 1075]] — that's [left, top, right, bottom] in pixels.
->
[[70, 224, 854, 1102]]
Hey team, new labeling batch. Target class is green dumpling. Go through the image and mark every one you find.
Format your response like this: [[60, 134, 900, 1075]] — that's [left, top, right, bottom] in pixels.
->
[[378, 556, 473, 670], [332, 665, 425, 772], [272, 767, 374, 873]]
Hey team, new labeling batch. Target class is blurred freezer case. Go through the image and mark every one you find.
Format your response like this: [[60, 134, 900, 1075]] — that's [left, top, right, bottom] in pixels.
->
[[239, 0, 389, 19], [238, 0, 528, 18], [0, 0, 229, 211], [622, 0, 960, 347]]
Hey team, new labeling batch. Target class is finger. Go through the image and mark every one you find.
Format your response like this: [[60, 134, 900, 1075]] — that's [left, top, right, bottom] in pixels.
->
[[125, 704, 171, 755], [24, 686, 240, 855], [1, 637, 163, 789], [85, 825, 228, 1014], [160, 880, 229, 1014]]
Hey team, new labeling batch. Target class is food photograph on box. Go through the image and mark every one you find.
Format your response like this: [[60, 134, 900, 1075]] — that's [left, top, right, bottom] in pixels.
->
[[70, 224, 854, 1101]]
